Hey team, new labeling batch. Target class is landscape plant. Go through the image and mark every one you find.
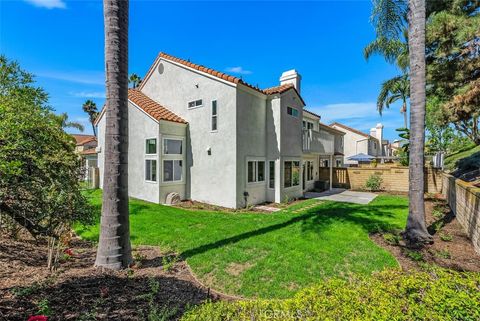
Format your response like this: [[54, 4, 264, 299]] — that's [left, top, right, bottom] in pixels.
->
[[365, 173, 383, 191]]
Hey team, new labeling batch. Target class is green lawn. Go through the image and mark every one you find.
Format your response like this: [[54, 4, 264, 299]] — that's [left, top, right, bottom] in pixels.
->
[[76, 190, 408, 299], [444, 143, 480, 173]]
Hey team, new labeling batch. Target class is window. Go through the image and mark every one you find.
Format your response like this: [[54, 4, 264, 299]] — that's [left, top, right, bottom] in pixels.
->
[[211, 100, 218, 131], [269, 161, 275, 189], [373, 141, 377, 149], [284, 161, 300, 187], [163, 160, 182, 182], [302, 121, 313, 129], [322, 159, 329, 168], [336, 159, 342, 167], [188, 99, 203, 109], [287, 107, 299, 117], [306, 161, 314, 181], [247, 161, 265, 183], [145, 160, 157, 182], [164, 139, 182, 155], [146, 138, 157, 154]]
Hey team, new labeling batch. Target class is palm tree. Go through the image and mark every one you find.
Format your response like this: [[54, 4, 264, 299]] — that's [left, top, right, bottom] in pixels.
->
[[82, 99, 99, 136], [95, 0, 132, 270], [129, 73, 141, 88], [377, 74, 410, 128], [404, 0, 432, 246], [56, 112, 84, 132]]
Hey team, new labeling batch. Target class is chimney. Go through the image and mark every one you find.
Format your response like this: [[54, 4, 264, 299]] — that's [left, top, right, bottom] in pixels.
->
[[376, 123, 384, 143], [370, 127, 376, 138], [280, 70, 302, 93]]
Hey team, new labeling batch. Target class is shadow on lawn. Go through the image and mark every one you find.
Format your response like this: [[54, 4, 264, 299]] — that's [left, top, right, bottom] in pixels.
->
[[180, 202, 406, 260]]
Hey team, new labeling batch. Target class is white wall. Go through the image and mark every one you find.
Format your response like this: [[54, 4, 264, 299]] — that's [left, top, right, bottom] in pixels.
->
[[141, 58, 238, 208]]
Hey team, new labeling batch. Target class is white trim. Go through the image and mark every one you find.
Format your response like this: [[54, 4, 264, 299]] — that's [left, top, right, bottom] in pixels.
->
[[283, 160, 301, 188], [144, 159, 158, 183], [145, 137, 158, 155], [211, 99, 218, 132], [267, 160, 275, 190], [162, 136, 184, 156], [246, 158, 266, 186], [188, 99, 203, 110], [161, 159, 184, 184], [287, 106, 299, 118]]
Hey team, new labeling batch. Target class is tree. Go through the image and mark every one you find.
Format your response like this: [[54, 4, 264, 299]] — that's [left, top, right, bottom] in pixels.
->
[[404, 0, 432, 246], [95, 0, 132, 270], [56, 112, 85, 132], [82, 99, 99, 136], [0, 55, 93, 239], [129, 73, 141, 89], [377, 74, 410, 128]]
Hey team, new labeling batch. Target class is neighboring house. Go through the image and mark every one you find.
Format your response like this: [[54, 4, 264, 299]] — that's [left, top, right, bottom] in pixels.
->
[[329, 122, 392, 166], [72, 134, 98, 179], [95, 52, 343, 208]]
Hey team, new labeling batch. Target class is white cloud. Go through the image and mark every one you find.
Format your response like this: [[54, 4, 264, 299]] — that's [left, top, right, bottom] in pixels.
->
[[225, 66, 252, 75], [37, 70, 104, 85], [24, 0, 66, 9], [70, 91, 106, 99], [309, 102, 377, 124]]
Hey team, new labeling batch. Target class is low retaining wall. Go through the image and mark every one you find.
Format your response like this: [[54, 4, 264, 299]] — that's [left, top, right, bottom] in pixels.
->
[[442, 173, 480, 254], [318, 166, 443, 193]]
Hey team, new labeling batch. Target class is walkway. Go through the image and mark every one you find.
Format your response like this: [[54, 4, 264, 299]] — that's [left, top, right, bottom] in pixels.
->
[[304, 188, 377, 205]]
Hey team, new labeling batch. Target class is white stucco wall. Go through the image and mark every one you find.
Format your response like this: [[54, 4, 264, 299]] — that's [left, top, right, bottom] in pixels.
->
[[141, 58, 238, 208]]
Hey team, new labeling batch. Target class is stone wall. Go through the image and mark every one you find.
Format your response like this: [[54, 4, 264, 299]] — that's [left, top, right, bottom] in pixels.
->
[[442, 173, 480, 254], [318, 166, 443, 193]]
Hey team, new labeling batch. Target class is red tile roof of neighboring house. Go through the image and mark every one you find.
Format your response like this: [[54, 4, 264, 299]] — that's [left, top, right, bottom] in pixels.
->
[[319, 122, 345, 135], [139, 52, 306, 105], [81, 148, 98, 155], [330, 122, 376, 139], [303, 109, 321, 119], [128, 89, 187, 124], [72, 134, 97, 146]]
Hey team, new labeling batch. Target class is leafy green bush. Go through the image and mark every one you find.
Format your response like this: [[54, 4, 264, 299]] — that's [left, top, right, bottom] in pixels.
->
[[182, 269, 480, 321], [439, 233, 453, 242], [383, 233, 401, 245], [365, 173, 383, 191]]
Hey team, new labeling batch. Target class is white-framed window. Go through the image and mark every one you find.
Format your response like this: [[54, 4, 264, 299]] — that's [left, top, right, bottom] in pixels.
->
[[145, 159, 157, 182], [163, 138, 183, 155], [373, 141, 377, 149], [188, 99, 203, 109], [287, 107, 299, 117], [163, 159, 183, 182], [306, 161, 314, 181], [336, 159, 342, 167], [284, 161, 300, 187], [269, 161, 275, 189], [211, 100, 218, 131], [322, 159, 329, 168], [247, 160, 265, 183], [145, 138, 157, 154]]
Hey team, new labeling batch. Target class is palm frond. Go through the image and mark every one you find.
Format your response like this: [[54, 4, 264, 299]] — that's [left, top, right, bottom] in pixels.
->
[[371, 0, 408, 40]]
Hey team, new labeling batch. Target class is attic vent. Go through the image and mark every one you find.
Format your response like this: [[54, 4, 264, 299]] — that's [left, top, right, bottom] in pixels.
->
[[158, 63, 164, 75]]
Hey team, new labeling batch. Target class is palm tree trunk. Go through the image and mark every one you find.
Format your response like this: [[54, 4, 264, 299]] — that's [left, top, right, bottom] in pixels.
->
[[95, 0, 132, 269], [402, 102, 408, 129], [404, 0, 432, 246], [91, 122, 97, 137]]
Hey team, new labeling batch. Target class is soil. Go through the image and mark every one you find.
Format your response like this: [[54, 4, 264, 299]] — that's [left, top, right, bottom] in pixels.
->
[[371, 196, 480, 272], [0, 236, 222, 321]]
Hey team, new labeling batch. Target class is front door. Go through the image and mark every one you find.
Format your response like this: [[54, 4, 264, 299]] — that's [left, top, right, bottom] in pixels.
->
[[302, 163, 306, 190]]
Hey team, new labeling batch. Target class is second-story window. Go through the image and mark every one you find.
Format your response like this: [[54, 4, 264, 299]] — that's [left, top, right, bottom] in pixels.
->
[[146, 138, 157, 154], [188, 99, 203, 109], [211, 100, 218, 131], [164, 138, 183, 155], [287, 107, 299, 118]]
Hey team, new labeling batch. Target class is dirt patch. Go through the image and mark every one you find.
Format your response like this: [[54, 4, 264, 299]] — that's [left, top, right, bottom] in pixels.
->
[[0, 236, 222, 320], [225, 262, 254, 277], [371, 197, 480, 272]]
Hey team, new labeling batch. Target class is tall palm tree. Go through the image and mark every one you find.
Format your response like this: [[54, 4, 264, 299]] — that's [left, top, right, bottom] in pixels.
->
[[82, 99, 99, 136], [129, 73, 141, 88], [377, 74, 410, 128], [404, 0, 432, 246], [95, 0, 132, 270], [56, 112, 84, 132]]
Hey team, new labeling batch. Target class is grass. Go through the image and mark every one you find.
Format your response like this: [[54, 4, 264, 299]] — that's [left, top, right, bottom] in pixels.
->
[[444, 143, 480, 172], [76, 190, 408, 298]]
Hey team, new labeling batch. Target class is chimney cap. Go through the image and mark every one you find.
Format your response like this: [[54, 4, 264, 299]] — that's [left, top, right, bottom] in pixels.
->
[[376, 123, 384, 128]]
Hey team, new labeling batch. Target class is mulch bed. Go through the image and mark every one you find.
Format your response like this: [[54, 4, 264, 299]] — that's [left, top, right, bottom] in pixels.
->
[[371, 196, 480, 272], [0, 236, 221, 320]]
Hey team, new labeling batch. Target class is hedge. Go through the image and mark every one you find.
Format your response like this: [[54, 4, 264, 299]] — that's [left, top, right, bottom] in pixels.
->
[[182, 268, 480, 321]]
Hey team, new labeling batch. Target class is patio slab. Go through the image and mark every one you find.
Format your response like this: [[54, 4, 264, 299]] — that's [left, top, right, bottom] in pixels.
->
[[304, 188, 377, 205]]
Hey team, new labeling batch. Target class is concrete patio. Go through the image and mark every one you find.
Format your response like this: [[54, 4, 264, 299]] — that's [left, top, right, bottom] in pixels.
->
[[304, 188, 378, 205]]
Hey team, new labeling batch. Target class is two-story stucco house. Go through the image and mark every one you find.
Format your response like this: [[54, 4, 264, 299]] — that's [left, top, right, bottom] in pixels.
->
[[329, 122, 391, 166], [95, 53, 343, 208]]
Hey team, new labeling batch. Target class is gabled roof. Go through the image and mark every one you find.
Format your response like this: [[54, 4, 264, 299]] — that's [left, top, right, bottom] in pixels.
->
[[94, 89, 187, 125], [319, 122, 345, 135], [128, 89, 187, 124], [330, 122, 376, 140], [81, 148, 97, 155], [72, 134, 96, 146], [139, 52, 306, 105], [303, 109, 321, 119]]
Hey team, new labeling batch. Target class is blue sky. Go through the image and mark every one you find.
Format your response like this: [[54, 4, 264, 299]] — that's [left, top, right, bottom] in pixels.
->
[[1, 0, 405, 140]]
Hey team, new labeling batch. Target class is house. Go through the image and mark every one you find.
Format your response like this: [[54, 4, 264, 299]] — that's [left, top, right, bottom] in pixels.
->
[[95, 52, 344, 208], [72, 134, 98, 180], [329, 122, 391, 166]]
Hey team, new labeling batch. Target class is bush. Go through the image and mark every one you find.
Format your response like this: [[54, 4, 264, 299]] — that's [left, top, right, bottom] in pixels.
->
[[365, 173, 383, 191], [182, 269, 480, 321]]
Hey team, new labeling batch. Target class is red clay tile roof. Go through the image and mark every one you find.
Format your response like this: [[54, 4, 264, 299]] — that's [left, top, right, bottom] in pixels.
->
[[319, 122, 345, 135], [72, 134, 97, 146], [263, 83, 306, 105], [330, 122, 375, 139], [128, 89, 187, 124], [303, 109, 321, 119], [81, 148, 98, 155]]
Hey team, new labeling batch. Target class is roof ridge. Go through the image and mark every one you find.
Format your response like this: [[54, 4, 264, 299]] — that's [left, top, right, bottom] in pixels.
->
[[128, 89, 187, 124]]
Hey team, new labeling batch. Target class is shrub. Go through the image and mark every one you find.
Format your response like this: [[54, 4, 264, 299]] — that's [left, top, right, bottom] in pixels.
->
[[405, 249, 424, 262], [439, 233, 453, 242], [365, 173, 383, 191], [182, 269, 480, 321], [383, 233, 401, 245]]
